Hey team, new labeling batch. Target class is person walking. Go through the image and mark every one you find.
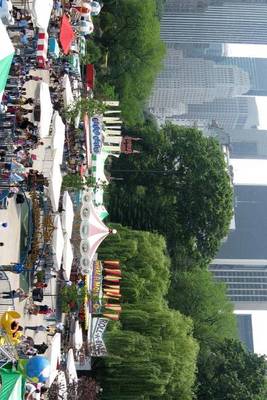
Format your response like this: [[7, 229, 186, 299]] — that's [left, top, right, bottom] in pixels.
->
[[1, 288, 28, 300]]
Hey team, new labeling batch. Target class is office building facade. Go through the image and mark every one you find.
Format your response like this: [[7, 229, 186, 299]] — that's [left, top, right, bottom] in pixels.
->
[[169, 97, 259, 130], [161, 2, 267, 45], [148, 48, 250, 113]]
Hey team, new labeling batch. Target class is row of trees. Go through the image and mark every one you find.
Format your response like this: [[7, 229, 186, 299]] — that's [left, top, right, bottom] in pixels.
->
[[97, 226, 199, 400], [89, 0, 166, 125], [97, 225, 267, 400]]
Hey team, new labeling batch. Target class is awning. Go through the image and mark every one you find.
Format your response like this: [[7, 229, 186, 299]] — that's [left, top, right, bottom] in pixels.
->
[[39, 82, 53, 138], [48, 37, 60, 58], [63, 235, 74, 281], [52, 111, 65, 164], [61, 191, 74, 238], [0, 21, 14, 103], [31, 0, 53, 30], [91, 153, 109, 186], [62, 74, 74, 107], [46, 333, 61, 387], [48, 162, 62, 212], [60, 15, 75, 55], [0, 368, 25, 400], [66, 349, 78, 384], [52, 215, 64, 270], [85, 64, 95, 90]]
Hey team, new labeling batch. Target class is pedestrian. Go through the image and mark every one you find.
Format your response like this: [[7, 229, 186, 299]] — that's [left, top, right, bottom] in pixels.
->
[[25, 325, 48, 332], [33, 342, 48, 354], [1, 288, 28, 300], [34, 282, 48, 289]]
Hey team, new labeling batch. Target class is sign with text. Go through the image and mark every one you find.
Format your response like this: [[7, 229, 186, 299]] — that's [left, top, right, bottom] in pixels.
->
[[90, 116, 103, 154], [91, 318, 109, 357]]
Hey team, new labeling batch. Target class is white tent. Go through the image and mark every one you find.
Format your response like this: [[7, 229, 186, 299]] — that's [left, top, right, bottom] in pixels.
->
[[57, 371, 68, 400], [48, 162, 62, 212], [31, 0, 53, 30], [62, 74, 74, 107], [39, 82, 53, 138], [61, 191, 74, 237], [73, 321, 83, 351], [46, 333, 61, 387], [52, 111, 65, 165], [63, 234, 74, 280], [52, 215, 64, 270], [66, 349, 78, 384]]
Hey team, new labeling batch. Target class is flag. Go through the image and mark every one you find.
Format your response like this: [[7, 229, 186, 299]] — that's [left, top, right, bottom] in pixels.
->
[[0, 20, 14, 103]]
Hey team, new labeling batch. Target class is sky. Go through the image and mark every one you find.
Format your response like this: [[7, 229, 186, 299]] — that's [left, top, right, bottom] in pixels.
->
[[230, 159, 267, 186], [224, 43, 267, 58], [235, 310, 267, 355]]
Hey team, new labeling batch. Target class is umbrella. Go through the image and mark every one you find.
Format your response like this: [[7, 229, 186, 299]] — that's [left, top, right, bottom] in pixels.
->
[[0, 20, 14, 103], [52, 215, 64, 270], [62, 74, 74, 107], [46, 333, 61, 387], [73, 321, 83, 351], [0, 368, 25, 400], [80, 200, 110, 272], [60, 14, 75, 55], [66, 349, 78, 384], [62, 235, 74, 281], [39, 82, 53, 138], [31, 0, 53, 30], [52, 111, 65, 164], [48, 162, 62, 212], [61, 191, 74, 238]]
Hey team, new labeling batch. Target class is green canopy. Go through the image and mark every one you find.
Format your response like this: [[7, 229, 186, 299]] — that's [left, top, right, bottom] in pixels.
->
[[0, 368, 25, 400]]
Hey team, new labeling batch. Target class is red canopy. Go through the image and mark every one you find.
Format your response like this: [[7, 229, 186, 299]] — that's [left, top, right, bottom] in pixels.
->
[[60, 15, 75, 55], [86, 64, 95, 90]]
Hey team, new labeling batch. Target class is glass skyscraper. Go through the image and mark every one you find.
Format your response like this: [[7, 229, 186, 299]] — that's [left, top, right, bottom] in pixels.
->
[[161, 1, 267, 45]]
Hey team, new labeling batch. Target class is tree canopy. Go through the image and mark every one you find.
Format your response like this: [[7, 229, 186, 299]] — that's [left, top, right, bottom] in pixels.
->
[[97, 225, 199, 400], [97, 0, 165, 125], [107, 123, 233, 267], [168, 269, 237, 349], [197, 339, 267, 400]]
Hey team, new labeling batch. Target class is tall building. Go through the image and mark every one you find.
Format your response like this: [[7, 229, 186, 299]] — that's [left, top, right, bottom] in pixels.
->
[[169, 97, 259, 130], [148, 48, 250, 113], [161, 1, 267, 45], [210, 262, 267, 309], [164, 0, 224, 13]]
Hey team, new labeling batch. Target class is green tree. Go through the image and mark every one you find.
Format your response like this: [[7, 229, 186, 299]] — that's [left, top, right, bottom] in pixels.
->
[[197, 339, 267, 400], [62, 174, 94, 191], [98, 0, 165, 125], [97, 224, 199, 400], [108, 123, 233, 267], [169, 269, 237, 348]]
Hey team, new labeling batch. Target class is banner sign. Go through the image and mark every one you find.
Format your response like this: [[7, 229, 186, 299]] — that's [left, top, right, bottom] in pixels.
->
[[91, 318, 108, 356], [90, 116, 103, 154]]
